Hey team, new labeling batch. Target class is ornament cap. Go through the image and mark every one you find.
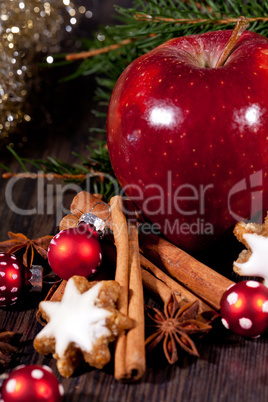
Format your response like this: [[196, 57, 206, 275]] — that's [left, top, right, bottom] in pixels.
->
[[78, 202, 111, 238], [28, 265, 43, 292], [78, 213, 107, 232]]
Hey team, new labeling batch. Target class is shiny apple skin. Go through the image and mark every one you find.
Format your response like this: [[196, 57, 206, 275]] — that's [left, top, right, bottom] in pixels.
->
[[107, 30, 268, 251]]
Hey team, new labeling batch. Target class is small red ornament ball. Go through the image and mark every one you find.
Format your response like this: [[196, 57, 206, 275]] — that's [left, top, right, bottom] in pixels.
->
[[0, 253, 25, 307], [1, 365, 63, 402], [220, 280, 268, 338], [47, 226, 102, 281]]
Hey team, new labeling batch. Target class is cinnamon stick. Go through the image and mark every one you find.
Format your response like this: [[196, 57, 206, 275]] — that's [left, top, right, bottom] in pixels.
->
[[110, 195, 145, 381], [92, 232, 215, 317], [141, 268, 173, 304], [125, 223, 146, 381], [110, 196, 130, 380], [110, 196, 129, 316], [140, 254, 214, 314], [139, 233, 234, 311]]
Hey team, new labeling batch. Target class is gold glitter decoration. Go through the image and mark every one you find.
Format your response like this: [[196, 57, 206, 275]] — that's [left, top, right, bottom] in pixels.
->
[[0, 0, 80, 140]]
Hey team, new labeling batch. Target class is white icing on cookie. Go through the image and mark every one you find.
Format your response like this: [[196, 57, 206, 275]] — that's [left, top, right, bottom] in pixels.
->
[[36, 279, 112, 358], [234, 233, 268, 286]]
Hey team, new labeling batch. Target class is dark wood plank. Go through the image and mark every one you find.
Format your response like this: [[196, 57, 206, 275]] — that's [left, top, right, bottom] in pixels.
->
[[1, 1, 268, 400]]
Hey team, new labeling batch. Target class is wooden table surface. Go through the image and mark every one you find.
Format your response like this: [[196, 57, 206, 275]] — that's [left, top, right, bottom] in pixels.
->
[[1, 2, 268, 401]]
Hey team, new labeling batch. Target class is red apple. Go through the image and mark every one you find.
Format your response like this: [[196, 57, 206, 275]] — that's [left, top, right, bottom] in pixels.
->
[[107, 26, 268, 251]]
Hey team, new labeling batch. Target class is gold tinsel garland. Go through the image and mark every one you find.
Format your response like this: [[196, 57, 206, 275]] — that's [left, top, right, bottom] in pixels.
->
[[0, 0, 84, 141]]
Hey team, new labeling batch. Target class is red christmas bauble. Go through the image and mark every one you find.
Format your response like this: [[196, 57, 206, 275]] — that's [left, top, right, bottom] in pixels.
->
[[47, 226, 102, 281], [0, 253, 25, 307], [221, 280, 268, 337], [1, 364, 63, 402]]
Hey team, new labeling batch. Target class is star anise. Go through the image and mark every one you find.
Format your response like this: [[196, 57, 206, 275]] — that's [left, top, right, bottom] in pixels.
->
[[0, 232, 53, 268], [0, 330, 21, 370], [145, 294, 212, 364]]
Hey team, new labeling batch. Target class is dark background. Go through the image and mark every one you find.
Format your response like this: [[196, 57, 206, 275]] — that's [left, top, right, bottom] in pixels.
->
[[0, 0, 133, 163]]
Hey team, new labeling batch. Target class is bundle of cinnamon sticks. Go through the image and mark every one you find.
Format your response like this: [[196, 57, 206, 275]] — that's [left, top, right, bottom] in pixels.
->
[[110, 196, 145, 382], [55, 191, 235, 381]]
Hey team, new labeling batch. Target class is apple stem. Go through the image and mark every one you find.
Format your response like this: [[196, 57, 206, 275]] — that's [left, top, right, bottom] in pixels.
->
[[215, 16, 249, 68]]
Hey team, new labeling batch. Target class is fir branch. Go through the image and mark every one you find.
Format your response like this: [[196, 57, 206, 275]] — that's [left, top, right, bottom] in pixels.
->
[[0, 162, 11, 172], [66, 38, 134, 61], [134, 13, 268, 25], [2, 172, 90, 180], [6, 145, 28, 172], [61, 0, 268, 104], [2, 139, 113, 178], [2, 139, 118, 198]]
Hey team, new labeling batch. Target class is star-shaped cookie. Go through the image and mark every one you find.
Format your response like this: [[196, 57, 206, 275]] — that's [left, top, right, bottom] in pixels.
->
[[34, 276, 133, 377], [233, 213, 268, 286]]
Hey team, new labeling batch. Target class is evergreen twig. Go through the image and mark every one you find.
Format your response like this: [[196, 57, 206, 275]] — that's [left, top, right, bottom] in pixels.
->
[[60, 0, 268, 104], [134, 14, 268, 25], [66, 38, 134, 61], [2, 139, 118, 198]]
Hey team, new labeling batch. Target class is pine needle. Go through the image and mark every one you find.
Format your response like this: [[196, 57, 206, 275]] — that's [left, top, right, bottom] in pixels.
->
[[6, 146, 28, 172]]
